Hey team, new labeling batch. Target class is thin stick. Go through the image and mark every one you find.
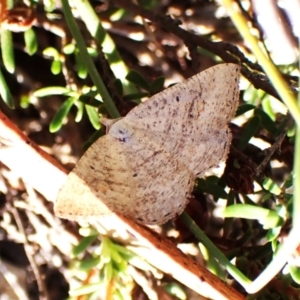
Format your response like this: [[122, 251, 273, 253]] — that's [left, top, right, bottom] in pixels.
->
[[10, 206, 50, 300]]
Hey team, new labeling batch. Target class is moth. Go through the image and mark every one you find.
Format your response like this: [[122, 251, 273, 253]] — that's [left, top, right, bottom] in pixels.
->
[[55, 63, 240, 225]]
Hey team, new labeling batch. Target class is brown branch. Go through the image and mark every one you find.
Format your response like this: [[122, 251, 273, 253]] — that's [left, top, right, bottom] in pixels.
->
[[111, 0, 290, 100], [0, 109, 245, 299], [256, 114, 294, 177], [0, 110, 67, 201], [10, 205, 50, 300]]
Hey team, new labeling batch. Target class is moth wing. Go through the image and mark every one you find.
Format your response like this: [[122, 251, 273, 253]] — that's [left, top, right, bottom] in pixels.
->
[[55, 135, 133, 221], [124, 63, 240, 176], [108, 120, 195, 224], [55, 128, 194, 225]]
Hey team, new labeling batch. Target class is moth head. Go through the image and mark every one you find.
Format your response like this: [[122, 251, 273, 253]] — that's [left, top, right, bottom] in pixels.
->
[[108, 120, 133, 142]]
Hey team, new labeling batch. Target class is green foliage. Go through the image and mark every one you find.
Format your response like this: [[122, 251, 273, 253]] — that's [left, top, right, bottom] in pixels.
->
[[32, 62, 167, 131], [33, 86, 103, 132], [254, 108, 278, 136], [263, 178, 281, 196], [24, 28, 38, 56], [72, 234, 98, 257], [74, 50, 88, 79], [43, 47, 62, 75], [70, 231, 137, 299], [289, 265, 300, 284], [126, 70, 151, 91], [33, 86, 73, 97], [126, 70, 166, 95], [197, 177, 228, 199], [163, 283, 187, 300], [0, 68, 14, 108], [236, 103, 256, 116], [123, 92, 149, 101], [238, 115, 261, 150], [0, 24, 37, 107], [50, 97, 76, 132], [1, 30, 15, 74], [224, 204, 284, 229], [62, 43, 76, 55], [149, 76, 165, 94], [199, 243, 227, 280], [85, 104, 101, 130]]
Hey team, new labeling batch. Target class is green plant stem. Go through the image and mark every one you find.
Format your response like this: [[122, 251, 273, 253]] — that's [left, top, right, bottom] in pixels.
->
[[222, 0, 300, 127], [0, 68, 14, 108], [179, 212, 252, 288], [61, 0, 120, 119], [71, 0, 136, 94], [293, 60, 300, 233], [245, 227, 300, 294], [1, 30, 15, 74], [221, 1, 300, 294]]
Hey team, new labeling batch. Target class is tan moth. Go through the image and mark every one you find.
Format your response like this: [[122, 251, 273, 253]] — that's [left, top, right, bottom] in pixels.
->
[[55, 63, 240, 225]]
